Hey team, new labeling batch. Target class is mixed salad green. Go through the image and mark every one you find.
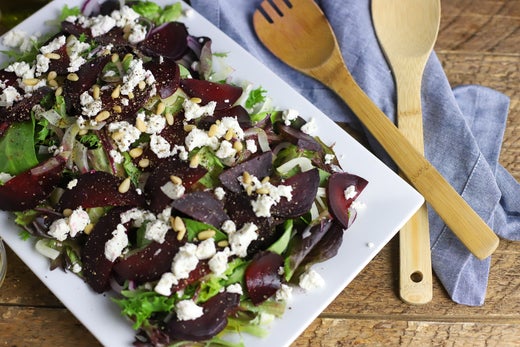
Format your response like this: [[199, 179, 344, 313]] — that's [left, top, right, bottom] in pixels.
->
[[0, 1, 368, 346]]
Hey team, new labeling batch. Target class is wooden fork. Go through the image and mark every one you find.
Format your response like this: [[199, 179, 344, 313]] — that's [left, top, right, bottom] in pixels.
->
[[253, 0, 499, 260]]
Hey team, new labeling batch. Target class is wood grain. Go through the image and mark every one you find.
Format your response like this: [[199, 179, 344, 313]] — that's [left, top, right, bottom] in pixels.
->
[[0, 0, 519, 346]]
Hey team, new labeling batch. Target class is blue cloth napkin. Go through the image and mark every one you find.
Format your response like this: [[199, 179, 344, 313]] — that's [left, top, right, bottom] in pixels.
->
[[189, 0, 520, 306]]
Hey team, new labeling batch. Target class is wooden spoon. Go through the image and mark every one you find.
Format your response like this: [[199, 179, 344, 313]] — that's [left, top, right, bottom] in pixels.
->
[[372, 0, 440, 305], [253, 0, 499, 260]]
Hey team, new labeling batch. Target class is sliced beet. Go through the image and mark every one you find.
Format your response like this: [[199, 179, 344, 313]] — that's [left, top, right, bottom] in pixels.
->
[[271, 168, 320, 218], [138, 22, 189, 60], [63, 55, 111, 112], [144, 158, 207, 213], [0, 86, 53, 123], [245, 251, 284, 305], [0, 155, 65, 211], [164, 292, 240, 341], [276, 123, 322, 152], [47, 44, 71, 75], [112, 230, 182, 284], [327, 172, 368, 229], [180, 78, 242, 111], [61, 20, 91, 38], [171, 261, 210, 293], [145, 57, 180, 99], [170, 191, 229, 228], [82, 206, 130, 293], [219, 151, 273, 194], [98, 82, 152, 122], [57, 171, 145, 211], [212, 105, 252, 129]]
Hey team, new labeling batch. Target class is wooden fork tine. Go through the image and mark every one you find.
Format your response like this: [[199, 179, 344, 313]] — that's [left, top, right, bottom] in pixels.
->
[[258, 0, 282, 23]]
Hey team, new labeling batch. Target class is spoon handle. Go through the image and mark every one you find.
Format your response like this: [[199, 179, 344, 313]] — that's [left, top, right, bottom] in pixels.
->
[[310, 56, 499, 260], [395, 70, 433, 305]]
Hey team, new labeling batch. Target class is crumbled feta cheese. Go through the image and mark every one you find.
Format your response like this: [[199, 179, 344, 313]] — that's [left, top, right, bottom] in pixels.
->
[[80, 91, 103, 118], [215, 117, 245, 140], [160, 181, 185, 200], [184, 128, 219, 151], [299, 269, 325, 291], [66, 36, 90, 72], [48, 218, 70, 242], [324, 153, 335, 165], [5, 61, 34, 79], [110, 149, 124, 164], [121, 58, 153, 95], [175, 299, 204, 321], [282, 109, 299, 125], [208, 247, 231, 275], [240, 174, 293, 218], [300, 117, 318, 135], [275, 284, 293, 302], [215, 140, 236, 159], [172, 144, 189, 161], [228, 223, 258, 257], [35, 54, 50, 76], [171, 243, 199, 280], [214, 187, 226, 200], [144, 219, 169, 244], [40, 35, 66, 54], [68, 207, 90, 237], [71, 263, 83, 273], [226, 283, 243, 295], [120, 207, 156, 227], [344, 185, 357, 200], [183, 98, 217, 120], [221, 220, 236, 234], [246, 139, 258, 153], [89, 15, 117, 37], [128, 23, 147, 44], [108, 121, 141, 152], [155, 272, 177, 296], [104, 224, 129, 262], [0, 86, 23, 107], [196, 238, 216, 260], [149, 134, 171, 158]]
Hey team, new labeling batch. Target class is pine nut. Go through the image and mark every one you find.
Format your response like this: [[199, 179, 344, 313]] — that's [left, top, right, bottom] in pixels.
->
[[190, 97, 202, 104], [156, 102, 165, 115], [233, 140, 243, 152], [242, 171, 252, 185], [63, 208, 73, 217], [84, 223, 94, 235], [47, 71, 57, 81], [165, 112, 174, 125], [135, 117, 147, 132], [111, 53, 119, 63], [55, 87, 63, 97], [92, 84, 100, 99], [95, 110, 110, 122], [170, 175, 182, 185], [256, 187, 270, 195], [261, 176, 270, 184], [189, 154, 200, 168], [67, 73, 79, 81], [112, 131, 124, 140], [23, 78, 40, 86], [118, 178, 131, 194], [183, 124, 196, 132], [138, 80, 146, 90], [197, 229, 216, 240], [138, 158, 150, 168], [45, 52, 61, 60], [207, 124, 219, 137], [128, 91, 134, 99], [217, 240, 229, 248], [111, 85, 121, 99], [48, 79, 58, 88], [129, 147, 143, 158], [113, 105, 122, 113], [224, 129, 235, 141]]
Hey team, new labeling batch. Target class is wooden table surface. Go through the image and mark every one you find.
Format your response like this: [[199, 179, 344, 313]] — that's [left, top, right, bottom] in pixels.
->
[[1, 0, 519, 346]]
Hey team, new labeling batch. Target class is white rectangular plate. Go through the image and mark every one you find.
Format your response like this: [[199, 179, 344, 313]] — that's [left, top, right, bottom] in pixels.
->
[[0, 0, 424, 346]]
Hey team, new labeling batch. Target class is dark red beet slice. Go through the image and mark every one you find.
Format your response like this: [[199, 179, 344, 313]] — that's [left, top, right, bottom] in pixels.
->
[[63, 55, 111, 112], [170, 191, 229, 228], [271, 168, 320, 218], [245, 251, 284, 305], [144, 158, 207, 213], [164, 292, 240, 341], [57, 171, 145, 211], [0, 155, 65, 211], [97, 82, 152, 122], [138, 22, 189, 60], [327, 172, 368, 229], [112, 230, 182, 284], [157, 112, 186, 147], [61, 20, 91, 38], [145, 58, 180, 99], [180, 78, 242, 111], [0, 86, 53, 123], [219, 151, 273, 194], [171, 261, 210, 293], [212, 105, 252, 129], [47, 44, 71, 75], [276, 123, 322, 152], [82, 206, 130, 293]]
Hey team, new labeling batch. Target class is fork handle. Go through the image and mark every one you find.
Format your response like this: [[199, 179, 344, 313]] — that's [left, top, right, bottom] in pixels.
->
[[310, 58, 499, 260]]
